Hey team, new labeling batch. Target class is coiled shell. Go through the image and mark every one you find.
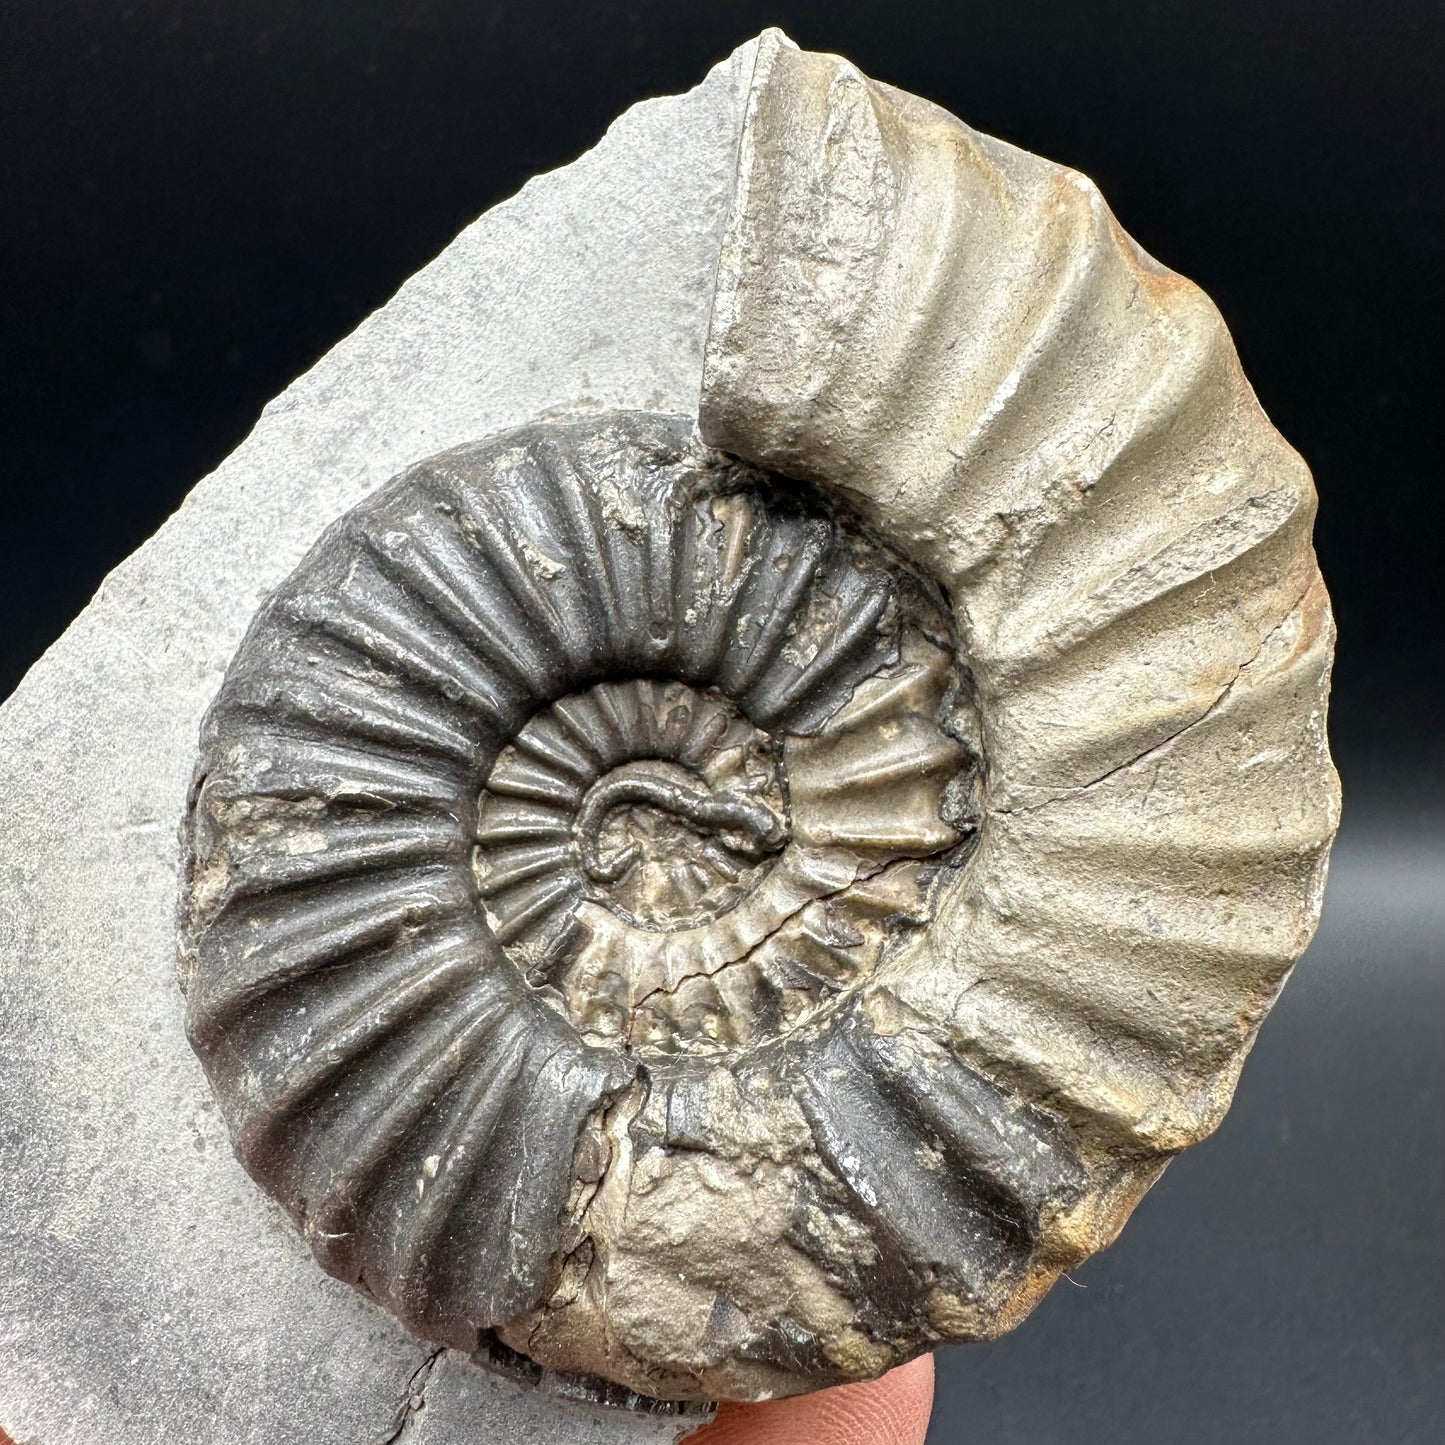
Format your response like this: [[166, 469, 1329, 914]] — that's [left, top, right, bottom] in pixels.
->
[[182, 413, 1001, 1395], [180, 30, 1340, 1405]]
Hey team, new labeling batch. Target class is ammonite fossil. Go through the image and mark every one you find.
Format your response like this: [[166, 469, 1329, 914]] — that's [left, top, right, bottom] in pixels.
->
[[180, 30, 1339, 1406]]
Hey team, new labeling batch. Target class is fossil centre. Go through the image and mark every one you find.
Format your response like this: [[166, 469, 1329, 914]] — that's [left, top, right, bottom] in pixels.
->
[[0, 29, 1340, 1445]]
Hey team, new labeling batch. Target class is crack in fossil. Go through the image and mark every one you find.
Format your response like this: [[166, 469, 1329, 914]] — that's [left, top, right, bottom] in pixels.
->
[[992, 580, 1315, 818], [623, 858, 893, 1025]]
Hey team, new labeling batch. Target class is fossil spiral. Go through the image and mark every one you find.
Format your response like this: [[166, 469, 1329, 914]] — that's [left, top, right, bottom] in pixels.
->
[[182, 412, 1010, 1389], [179, 29, 1339, 1408]]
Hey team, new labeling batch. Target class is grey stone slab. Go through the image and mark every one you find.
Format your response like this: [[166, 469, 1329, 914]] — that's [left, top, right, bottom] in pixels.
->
[[0, 35, 759, 1445]]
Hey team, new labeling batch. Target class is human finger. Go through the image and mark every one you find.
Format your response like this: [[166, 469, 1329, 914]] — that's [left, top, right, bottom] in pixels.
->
[[684, 1352, 935, 1445]]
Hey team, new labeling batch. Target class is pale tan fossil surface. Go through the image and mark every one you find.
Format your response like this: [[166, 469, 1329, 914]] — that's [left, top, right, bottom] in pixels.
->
[[490, 32, 1339, 1401]]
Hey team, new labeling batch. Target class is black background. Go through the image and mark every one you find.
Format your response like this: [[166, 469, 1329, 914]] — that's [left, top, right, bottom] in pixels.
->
[[2, 3, 1441, 1442]]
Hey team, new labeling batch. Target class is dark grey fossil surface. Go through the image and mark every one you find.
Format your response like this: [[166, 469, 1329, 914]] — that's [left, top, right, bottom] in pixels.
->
[[180, 411, 1044, 1400]]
